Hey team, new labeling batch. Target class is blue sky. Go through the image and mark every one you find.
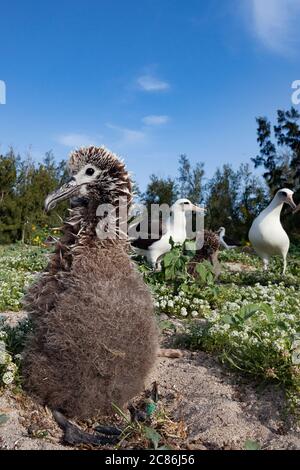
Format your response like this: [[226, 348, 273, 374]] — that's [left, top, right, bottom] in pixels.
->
[[1, 0, 300, 189]]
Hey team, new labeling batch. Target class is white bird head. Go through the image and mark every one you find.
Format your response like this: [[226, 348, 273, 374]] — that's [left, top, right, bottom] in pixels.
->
[[275, 188, 297, 211], [217, 227, 226, 236], [172, 198, 205, 213]]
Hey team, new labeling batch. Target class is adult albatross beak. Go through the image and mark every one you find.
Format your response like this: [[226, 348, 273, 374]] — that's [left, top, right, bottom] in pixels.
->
[[286, 193, 297, 211], [190, 203, 206, 213], [45, 177, 78, 213]]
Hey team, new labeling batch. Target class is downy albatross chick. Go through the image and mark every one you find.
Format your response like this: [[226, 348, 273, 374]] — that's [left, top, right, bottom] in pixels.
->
[[22, 146, 158, 426], [248, 188, 296, 275]]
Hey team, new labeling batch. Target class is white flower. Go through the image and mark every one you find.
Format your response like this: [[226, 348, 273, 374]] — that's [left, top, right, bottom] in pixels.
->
[[6, 363, 17, 373], [180, 307, 188, 317], [274, 339, 286, 352], [191, 311, 199, 318], [2, 371, 14, 385], [286, 314, 295, 321], [230, 331, 239, 338], [0, 351, 7, 364]]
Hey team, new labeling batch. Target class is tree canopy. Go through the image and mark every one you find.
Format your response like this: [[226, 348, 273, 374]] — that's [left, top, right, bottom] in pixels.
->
[[0, 149, 67, 244]]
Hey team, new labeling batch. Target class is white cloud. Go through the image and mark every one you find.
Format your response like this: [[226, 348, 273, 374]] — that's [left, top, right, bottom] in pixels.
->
[[142, 115, 170, 126], [106, 123, 146, 145], [249, 0, 300, 54], [137, 75, 170, 92], [57, 133, 100, 148]]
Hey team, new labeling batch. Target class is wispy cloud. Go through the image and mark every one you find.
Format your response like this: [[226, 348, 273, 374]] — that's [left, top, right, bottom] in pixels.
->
[[137, 74, 170, 92], [142, 115, 170, 126], [106, 123, 146, 145], [248, 0, 300, 55], [57, 133, 101, 148]]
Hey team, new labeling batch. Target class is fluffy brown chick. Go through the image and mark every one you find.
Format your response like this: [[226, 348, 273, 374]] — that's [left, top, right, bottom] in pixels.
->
[[22, 146, 158, 420], [188, 229, 221, 277]]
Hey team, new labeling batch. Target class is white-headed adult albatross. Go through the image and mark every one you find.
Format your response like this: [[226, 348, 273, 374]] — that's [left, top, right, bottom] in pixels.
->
[[131, 198, 204, 268], [248, 188, 296, 275]]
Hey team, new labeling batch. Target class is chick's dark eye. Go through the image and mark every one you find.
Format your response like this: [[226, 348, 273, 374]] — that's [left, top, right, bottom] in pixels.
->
[[280, 191, 287, 197], [86, 168, 95, 176]]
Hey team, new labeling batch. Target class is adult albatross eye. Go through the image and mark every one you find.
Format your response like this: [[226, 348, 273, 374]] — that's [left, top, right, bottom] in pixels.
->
[[86, 167, 95, 176]]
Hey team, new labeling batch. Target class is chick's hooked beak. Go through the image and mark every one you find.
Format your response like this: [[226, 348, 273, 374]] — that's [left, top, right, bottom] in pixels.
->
[[45, 177, 78, 212]]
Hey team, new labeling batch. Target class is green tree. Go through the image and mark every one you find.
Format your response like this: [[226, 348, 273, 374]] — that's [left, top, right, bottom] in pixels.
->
[[141, 174, 178, 207], [252, 107, 300, 238], [236, 164, 267, 236], [274, 108, 300, 187], [0, 148, 68, 243], [252, 107, 300, 193], [0, 150, 21, 243], [205, 164, 267, 240], [17, 152, 67, 242], [178, 154, 204, 203], [205, 164, 240, 233]]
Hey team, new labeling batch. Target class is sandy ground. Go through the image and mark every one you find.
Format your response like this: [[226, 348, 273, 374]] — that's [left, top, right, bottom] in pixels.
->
[[225, 262, 256, 273], [152, 352, 300, 450], [0, 391, 65, 450], [1, 309, 300, 450]]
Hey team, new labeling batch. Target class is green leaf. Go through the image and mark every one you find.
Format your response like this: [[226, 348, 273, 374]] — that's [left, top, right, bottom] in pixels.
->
[[195, 263, 208, 283], [259, 304, 273, 317], [0, 414, 9, 426], [244, 440, 261, 450], [222, 315, 235, 325], [143, 426, 161, 450], [181, 284, 189, 293], [163, 252, 175, 268], [145, 402, 157, 416], [207, 272, 214, 285], [239, 303, 272, 322]]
